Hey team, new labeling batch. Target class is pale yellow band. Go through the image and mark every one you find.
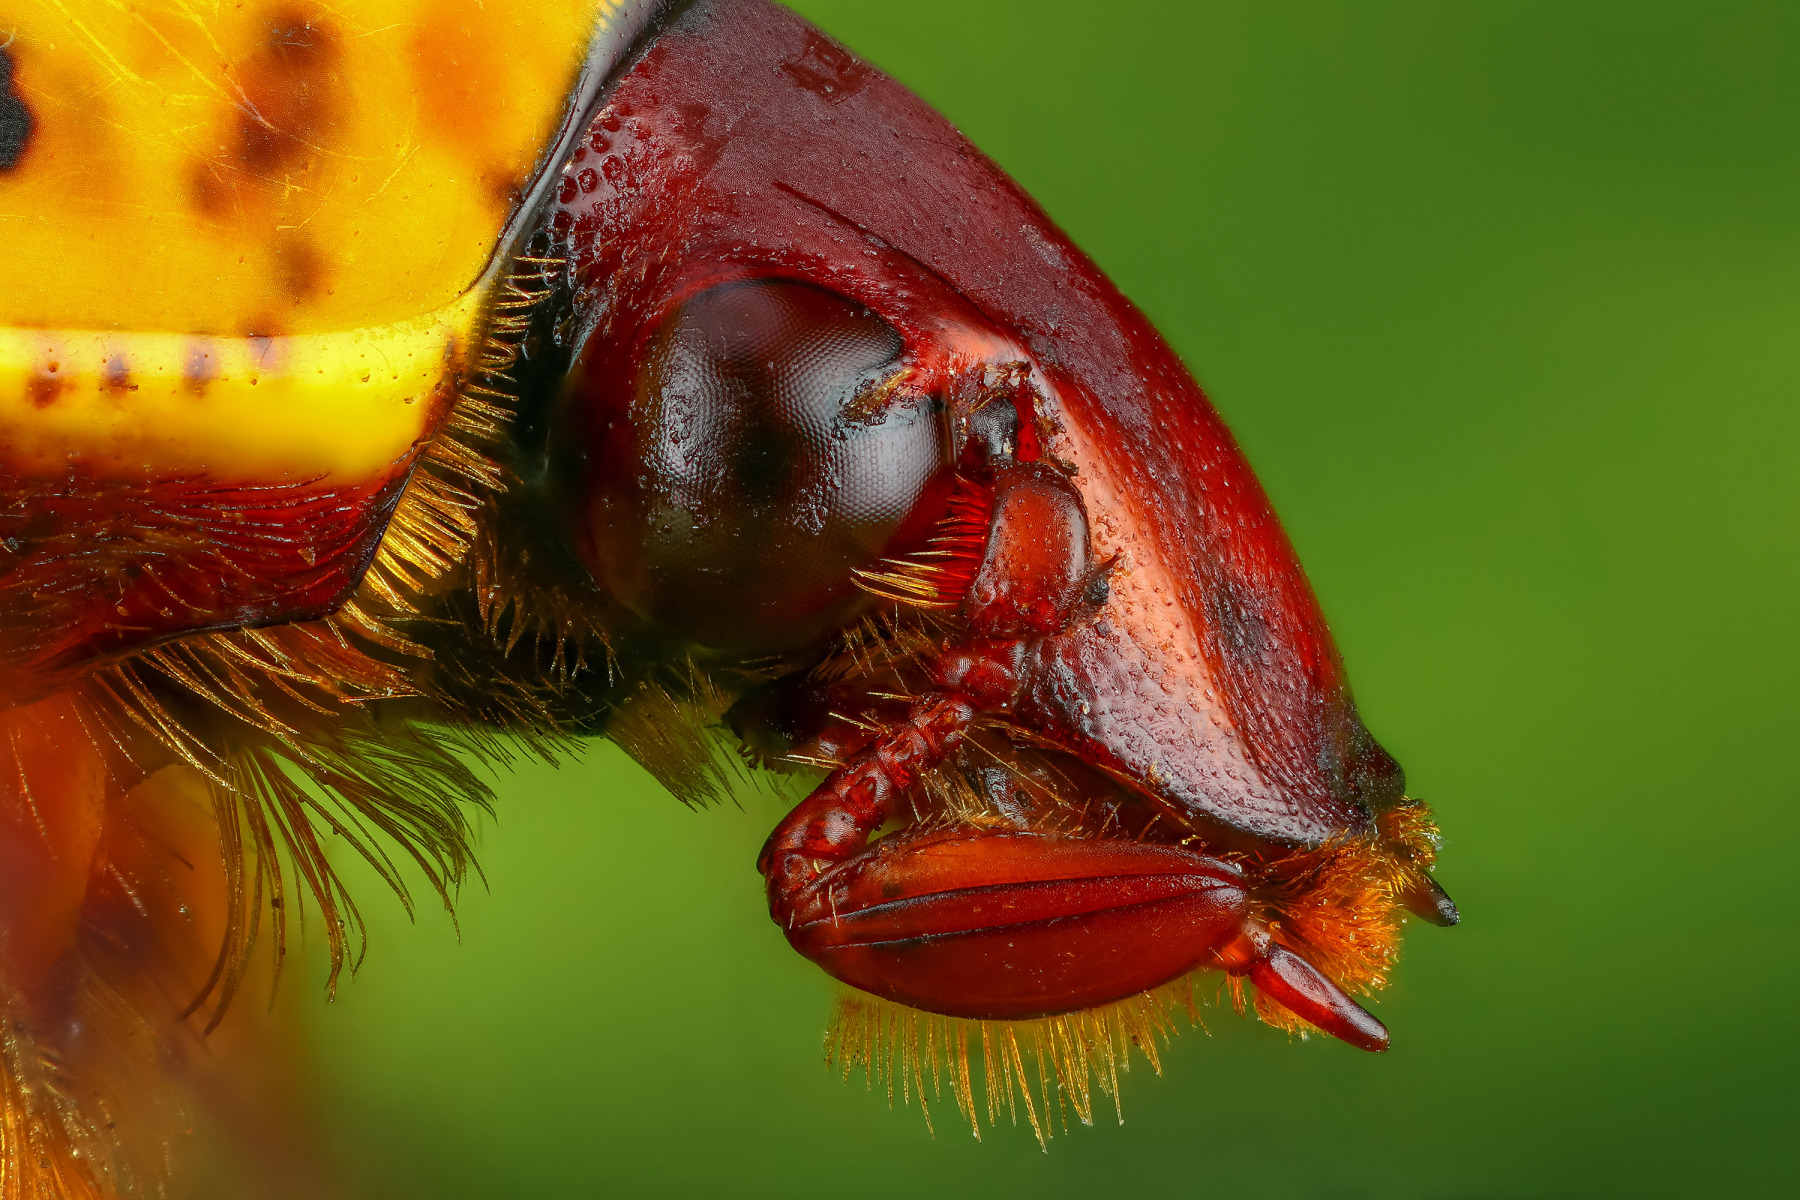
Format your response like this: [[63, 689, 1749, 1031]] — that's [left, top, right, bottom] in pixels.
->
[[0, 290, 482, 482]]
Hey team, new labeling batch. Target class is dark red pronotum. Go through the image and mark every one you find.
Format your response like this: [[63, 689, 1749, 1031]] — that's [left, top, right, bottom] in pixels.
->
[[0, 0, 1454, 1188]]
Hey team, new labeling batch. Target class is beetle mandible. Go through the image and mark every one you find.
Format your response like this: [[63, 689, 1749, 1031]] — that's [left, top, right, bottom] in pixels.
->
[[0, 0, 1456, 1189]]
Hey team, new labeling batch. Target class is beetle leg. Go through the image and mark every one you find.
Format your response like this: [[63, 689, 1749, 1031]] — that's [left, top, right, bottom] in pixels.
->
[[1401, 874, 1462, 927], [767, 811, 1391, 1052], [771, 824, 1250, 1022], [1249, 944, 1391, 1051], [758, 692, 977, 911], [0, 692, 106, 1015], [757, 430, 1395, 1048], [1213, 926, 1391, 1052], [756, 639, 1242, 1024]]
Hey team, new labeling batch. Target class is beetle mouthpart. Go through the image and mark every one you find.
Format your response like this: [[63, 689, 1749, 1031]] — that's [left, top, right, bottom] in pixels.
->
[[1401, 874, 1462, 927], [780, 827, 1248, 1021], [1245, 944, 1390, 1054]]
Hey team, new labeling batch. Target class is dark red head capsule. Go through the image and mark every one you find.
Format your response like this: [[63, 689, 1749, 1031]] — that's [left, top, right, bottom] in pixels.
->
[[529, 0, 1457, 1106]]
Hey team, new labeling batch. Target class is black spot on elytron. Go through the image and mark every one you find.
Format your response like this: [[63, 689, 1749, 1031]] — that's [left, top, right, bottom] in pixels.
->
[[184, 341, 219, 395], [103, 354, 138, 397], [275, 234, 323, 301], [1, 47, 35, 172], [234, 10, 340, 173], [27, 370, 64, 408]]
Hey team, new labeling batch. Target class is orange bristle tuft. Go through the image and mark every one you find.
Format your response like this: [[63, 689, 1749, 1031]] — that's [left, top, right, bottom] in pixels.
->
[[825, 979, 1207, 1147], [1250, 802, 1443, 1036]]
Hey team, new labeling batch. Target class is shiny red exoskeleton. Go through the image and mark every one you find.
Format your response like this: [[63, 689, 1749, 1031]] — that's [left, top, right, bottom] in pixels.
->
[[0, 0, 1454, 1187], [531, 0, 1455, 1061]]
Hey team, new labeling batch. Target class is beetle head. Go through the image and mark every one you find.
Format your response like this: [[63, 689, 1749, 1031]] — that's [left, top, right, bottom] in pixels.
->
[[512, 0, 1420, 863]]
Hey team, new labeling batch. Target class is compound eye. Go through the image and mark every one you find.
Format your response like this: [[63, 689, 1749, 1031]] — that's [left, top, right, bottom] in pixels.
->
[[569, 279, 946, 654]]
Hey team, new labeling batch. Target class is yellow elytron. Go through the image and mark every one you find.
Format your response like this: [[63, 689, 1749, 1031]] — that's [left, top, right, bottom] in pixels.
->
[[0, 2, 625, 1194], [1, 0, 605, 483]]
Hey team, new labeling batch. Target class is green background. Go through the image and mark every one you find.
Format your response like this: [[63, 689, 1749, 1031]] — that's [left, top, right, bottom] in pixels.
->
[[303, 2, 1799, 1196]]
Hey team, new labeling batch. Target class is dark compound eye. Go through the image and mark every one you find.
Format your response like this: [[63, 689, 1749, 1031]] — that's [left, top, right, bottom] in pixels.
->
[[566, 279, 948, 654]]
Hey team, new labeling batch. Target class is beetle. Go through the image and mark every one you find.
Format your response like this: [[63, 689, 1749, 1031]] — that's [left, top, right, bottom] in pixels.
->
[[0, 0, 1456, 1190]]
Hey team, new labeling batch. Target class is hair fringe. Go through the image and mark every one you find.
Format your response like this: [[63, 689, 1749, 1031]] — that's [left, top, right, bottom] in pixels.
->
[[1257, 801, 1442, 1010], [606, 658, 785, 810], [87, 638, 494, 1027], [825, 980, 1212, 1148], [65, 255, 597, 1027]]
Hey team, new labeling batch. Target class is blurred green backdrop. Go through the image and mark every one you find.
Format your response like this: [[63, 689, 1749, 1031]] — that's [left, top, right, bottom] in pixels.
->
[[303, 1, 1799, 1195]]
